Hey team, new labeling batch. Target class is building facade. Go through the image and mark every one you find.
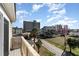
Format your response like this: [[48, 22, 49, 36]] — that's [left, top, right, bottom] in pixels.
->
[[0, 3, 16, 56], [63, 25, 68, 35], [12, 27, 22, 34], [55, 25, 63, 34], [41, 25, 69, 35], [23, 20, 40, 32], [42, 26, 55, 32]]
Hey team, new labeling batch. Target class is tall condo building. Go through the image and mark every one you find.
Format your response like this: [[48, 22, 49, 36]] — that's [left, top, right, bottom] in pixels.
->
[[55, 25, 62, 34], [23, 20, 40, 32]]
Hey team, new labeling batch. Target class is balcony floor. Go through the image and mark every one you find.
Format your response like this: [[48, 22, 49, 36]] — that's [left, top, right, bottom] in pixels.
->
[[9, 36, 22, 56], [9, 48, 21, 56]]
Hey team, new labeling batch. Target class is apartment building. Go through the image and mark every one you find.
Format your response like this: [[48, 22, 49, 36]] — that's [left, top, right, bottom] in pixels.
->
[[23, 20, 40, 32], [63, 25, 68, 35], [42, 26, 55, 32], [40, 25, 69, 35], [55, 25, 63, 34], [0, 3, 16, 56], [12, 27, 22, 34]]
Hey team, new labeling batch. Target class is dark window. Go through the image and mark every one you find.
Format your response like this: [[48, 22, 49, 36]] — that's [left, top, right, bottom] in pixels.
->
[[4, 18, 9, 56]]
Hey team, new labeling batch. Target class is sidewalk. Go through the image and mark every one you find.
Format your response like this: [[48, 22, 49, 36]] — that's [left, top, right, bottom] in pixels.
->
[[41, 39, 63, 56]]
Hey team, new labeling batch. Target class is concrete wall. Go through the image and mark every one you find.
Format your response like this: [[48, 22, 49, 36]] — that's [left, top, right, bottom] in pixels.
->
[[0, 5, 12, 56], [0, 11, 4, 56], [9, 22, 12, 53]]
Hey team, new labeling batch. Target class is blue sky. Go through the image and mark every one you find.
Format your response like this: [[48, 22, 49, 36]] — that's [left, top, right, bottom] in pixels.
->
[[12, 3, 79, 29]]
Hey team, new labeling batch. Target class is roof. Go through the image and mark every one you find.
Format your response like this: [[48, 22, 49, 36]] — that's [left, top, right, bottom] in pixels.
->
[[1, 3, 16, 22]]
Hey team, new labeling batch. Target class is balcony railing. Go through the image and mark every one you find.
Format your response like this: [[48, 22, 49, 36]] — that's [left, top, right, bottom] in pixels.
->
[[20, 36, 39, 56], [10, 36, 39, 56]]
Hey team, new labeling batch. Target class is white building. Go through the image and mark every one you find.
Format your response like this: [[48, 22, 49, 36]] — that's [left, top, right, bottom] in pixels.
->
[[12, 27, 22, 34], [69, 32, 79, 36], [42, 26, 55, 32], [0, 3, 16, 56]]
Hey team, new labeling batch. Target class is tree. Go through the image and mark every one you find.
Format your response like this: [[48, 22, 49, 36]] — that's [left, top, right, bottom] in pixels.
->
[[63, 35, 67, 52], [76, 39, 79, 48], [35, 39, 42, 53], [60, 34, 67, 55], [51, 29, 57, 35], [30, 28, 38, 49], [67, 38, 77, 53], [62, 29, 68, 54]]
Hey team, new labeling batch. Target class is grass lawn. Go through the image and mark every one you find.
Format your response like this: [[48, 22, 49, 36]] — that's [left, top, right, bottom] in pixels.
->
[[45, 36, 79, 56], [36, 46, 55, 56], [46, 36, 65, 50], [72, 48, 79, 56]]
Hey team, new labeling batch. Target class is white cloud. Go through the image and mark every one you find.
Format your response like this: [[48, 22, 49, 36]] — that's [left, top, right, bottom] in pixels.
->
[[16, 10, 28, 16], [47, 3, 66, 12], [32, 4, 44, 12], [15, 10, 30, 28], [54, 17, 78, 27], [16, 10, 28, 21], [46, 3, 78, 29], [47, 15, 50, 18], [34, 19, 41, 22], [47, 15, 61, 22], [47, 8, 66, 23], [53, 8, 66, 15], [18, 16, 24, 24], [46, 3, 66, 23], [32, 3, 65, 12]]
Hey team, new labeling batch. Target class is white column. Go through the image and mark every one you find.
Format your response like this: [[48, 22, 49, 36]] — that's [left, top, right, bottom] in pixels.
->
[[0, 12, 4, 56], [9, 22, 12, 52]]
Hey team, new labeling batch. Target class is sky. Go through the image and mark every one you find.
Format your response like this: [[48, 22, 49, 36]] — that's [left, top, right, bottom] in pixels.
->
[[12, 3, 79, 29]]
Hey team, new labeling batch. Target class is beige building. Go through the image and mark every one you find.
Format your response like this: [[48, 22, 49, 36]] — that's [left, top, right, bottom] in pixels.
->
[[0, 3, 16, 56]]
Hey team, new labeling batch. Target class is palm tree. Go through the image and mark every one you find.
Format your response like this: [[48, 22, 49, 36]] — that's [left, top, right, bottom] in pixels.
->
[[63, 35, 67, 52], [67, 38, 77, 53], [61, 34, 67, 55], [77, 39, 79, 48], [62, 29, 68, 55], [35, 39, 42, 53], [30, 28, 38, 49]]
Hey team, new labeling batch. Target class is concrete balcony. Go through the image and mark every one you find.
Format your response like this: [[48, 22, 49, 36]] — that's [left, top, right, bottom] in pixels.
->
[[9, 36, 39, 56]]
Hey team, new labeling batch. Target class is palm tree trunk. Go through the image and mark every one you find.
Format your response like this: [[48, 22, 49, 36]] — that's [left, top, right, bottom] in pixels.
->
[[70, 46, 72, 53], [37, 47, 40, 53], [34, 38, 35, 49], [64, 35, 67, 52], [64, 42, 66, 51]]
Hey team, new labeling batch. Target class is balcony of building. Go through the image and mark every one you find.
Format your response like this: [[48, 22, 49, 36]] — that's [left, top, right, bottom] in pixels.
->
[[9, 36, 39, 56]]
